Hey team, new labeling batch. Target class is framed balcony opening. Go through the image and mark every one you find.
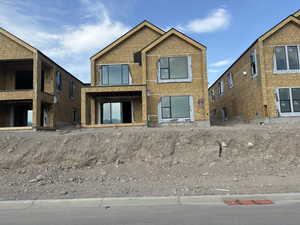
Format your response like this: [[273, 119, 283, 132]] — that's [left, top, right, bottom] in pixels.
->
[[0, 59, 33, 91]]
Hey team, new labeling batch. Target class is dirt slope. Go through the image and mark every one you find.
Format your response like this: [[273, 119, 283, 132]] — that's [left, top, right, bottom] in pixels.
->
[[0, 124, 300, 200]]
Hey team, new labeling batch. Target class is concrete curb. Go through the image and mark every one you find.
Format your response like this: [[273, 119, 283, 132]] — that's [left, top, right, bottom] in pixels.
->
[[1, 193, 300, 209]]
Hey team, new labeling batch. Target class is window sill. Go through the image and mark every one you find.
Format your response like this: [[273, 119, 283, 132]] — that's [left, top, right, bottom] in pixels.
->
[[160, 118, 191, 123], [157, 79, 192, 83], [279, 112, 300, 117], [273, 70, 300, 74]]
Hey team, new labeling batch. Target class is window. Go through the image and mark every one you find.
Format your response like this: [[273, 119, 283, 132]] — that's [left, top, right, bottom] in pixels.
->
[[158, 56, 191, 82], [161, 96, 190, 119], [210, 89, 215, 102], [274, 46, 300, 73], [277, 87, 300, 116], [100, 65, 130, 85], [227, 72, 233, 88], [218, 81, 224, 96], [56, 71, 62, 91], [102, 102, 122, 124], [250, 50, 258, 77], [69, 80, 76, 99]]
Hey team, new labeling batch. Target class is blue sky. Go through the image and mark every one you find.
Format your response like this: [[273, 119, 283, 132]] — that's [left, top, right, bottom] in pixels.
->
[[0, 0, 299, 84]]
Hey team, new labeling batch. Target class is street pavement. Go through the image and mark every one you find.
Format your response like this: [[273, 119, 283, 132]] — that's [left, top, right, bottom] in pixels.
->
[[0, 200, 300, 225]]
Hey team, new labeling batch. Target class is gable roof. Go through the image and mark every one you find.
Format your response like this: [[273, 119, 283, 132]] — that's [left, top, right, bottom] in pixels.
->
[[0, 27, 84, 85], [209, 10, 300, 90], [141, 28, 206, 54], [90, 20, 165, 61], [0, 27, 37, 53]]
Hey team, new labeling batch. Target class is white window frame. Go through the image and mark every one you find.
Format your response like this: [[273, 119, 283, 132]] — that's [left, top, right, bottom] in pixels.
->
[[218, 80, 224, 96], [97, 64, 132, 86], [275, 87, 300, 117], [210, 89, 215, 103], [250, 49, 258, 78], [158, 96, 194, 123], [273, 45, 300, 74], [227, 72, 234, 88], [157, 56, 192, 83]]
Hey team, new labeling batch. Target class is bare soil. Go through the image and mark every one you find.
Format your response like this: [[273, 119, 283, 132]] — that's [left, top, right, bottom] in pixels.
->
[[1, 123, 300, 200]]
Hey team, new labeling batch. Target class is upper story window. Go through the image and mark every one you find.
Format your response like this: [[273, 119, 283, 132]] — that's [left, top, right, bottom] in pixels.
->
[[100, 64, 130, 86], [274, 45, 300, 73], [218, 80, 224, 96], [250, 50, 258, 78], [227, 72, 234, 88], [56, 71, 62, 91], [158, 56, 192, 82], [69, 80, 76, 99]]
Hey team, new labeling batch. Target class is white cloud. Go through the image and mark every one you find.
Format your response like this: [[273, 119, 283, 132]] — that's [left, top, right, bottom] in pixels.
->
[[181, 8, 231, 33], [208, 69, 219, 73], [210, 59, 232, 67], [0, 0, 129, 82]]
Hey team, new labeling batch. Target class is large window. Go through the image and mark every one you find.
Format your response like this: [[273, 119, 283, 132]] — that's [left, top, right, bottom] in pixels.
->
[[56, 71, 62, 91], [274, 46, 300, 73], [277, 87, 300, 116], [161, 96, 190, 119], [158, 56, 191, 82], [100, 65, 129, 85], [250, 50, 258, 77]]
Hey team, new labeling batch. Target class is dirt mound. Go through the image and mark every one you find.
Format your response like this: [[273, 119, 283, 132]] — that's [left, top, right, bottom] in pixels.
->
[[0, 124, 300, 200]]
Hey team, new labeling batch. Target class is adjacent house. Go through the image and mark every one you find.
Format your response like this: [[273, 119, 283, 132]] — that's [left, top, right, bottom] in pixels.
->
[[209, 10, 300, 124], [81, 21, 210, 128], [0, 28, 84, 130]]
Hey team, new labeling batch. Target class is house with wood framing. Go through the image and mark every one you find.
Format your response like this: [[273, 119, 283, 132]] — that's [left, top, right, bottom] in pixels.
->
[[0, 28, 84, 130], [81, 21, 210, 128], [209, 10, 300, 124]]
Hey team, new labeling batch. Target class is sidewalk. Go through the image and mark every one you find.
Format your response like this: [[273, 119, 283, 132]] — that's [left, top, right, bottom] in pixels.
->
[[1, 193, 300, 209]]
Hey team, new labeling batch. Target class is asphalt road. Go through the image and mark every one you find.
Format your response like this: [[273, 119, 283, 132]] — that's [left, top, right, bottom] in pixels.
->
[[1, 201, 300, 225]]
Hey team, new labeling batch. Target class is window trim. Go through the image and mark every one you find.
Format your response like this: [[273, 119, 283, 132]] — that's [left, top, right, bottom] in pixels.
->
[[276, 87, 300, 117], [227, 72, 234, 88], [56, 71, 62, 91], [157, 56, 192, 83], [158, 96, 194, 123], [273, 45, 300, 74], [98, 64, 132, 86], [250, 49, 258, 78], [218, 80, 224, 96]]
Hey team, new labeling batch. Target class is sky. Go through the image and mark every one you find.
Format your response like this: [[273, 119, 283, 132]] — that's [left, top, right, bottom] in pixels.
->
[[0, 0, 299, 85]]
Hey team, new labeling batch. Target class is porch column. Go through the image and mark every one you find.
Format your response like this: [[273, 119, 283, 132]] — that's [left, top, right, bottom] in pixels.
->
[[32, 53, 41, 128], [81, 90, 87, 126], [90, 97, 96, 125], [142, 90, 147, 123]]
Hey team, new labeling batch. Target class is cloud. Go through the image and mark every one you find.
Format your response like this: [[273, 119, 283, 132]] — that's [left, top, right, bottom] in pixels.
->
[[0, 0, 129, 82], [208, 69, 219, 73], [210, 59, 232, 67], [180, 8, 231, 33]]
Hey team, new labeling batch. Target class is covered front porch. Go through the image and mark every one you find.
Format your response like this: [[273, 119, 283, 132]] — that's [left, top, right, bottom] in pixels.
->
[[81, 86, 147, 128]]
